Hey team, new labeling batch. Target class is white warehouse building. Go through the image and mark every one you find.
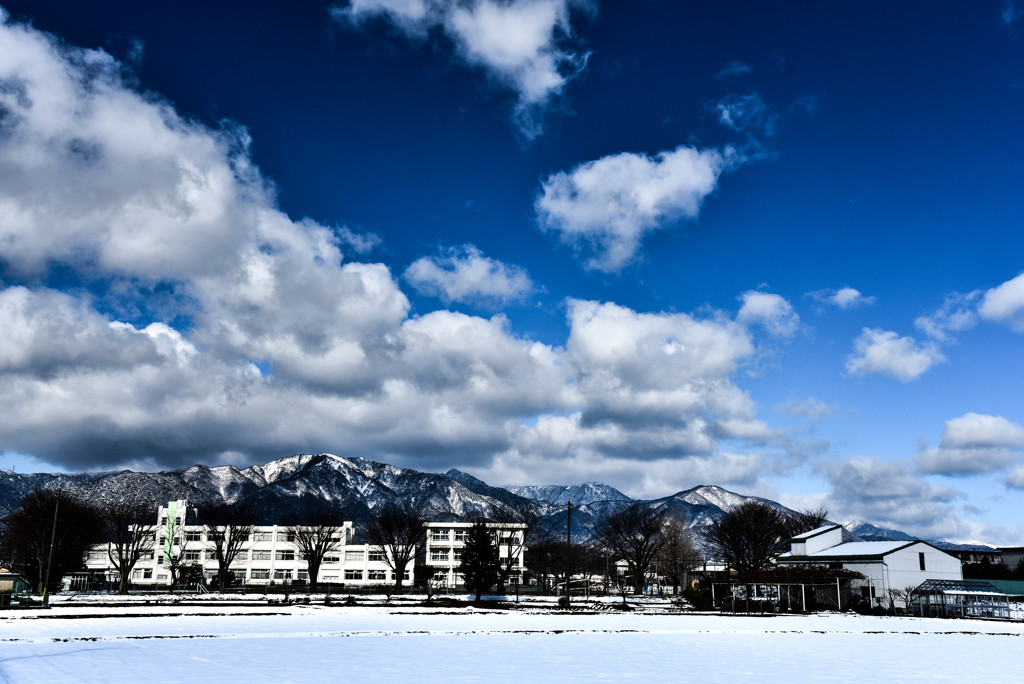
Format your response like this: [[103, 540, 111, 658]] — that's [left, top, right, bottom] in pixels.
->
[[776, 524, 962, 608], [78, 500, 412, 589]]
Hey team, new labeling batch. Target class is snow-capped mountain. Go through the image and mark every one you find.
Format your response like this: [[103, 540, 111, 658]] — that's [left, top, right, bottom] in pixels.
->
[[0, 453, 987, 548], [510, 482, 632, 507]]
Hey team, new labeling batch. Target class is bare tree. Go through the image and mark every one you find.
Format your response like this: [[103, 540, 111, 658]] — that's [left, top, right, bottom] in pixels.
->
[[160, 510, 197, 590], [287, 499, 347, 591], [102, 499, 156, 595], [0, 488, 102, 592], [591, 503, 667, 595], [784, 507, 831, 538], [199, 501, 256, 592], [656, 512, 699, 595], [490, 503, 538, 593], [704, 501, 791, 573], [364, 503, 424, 595]]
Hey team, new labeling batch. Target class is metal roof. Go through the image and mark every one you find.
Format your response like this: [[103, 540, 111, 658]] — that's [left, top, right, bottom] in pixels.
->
[[915, 579, 1006, 596]]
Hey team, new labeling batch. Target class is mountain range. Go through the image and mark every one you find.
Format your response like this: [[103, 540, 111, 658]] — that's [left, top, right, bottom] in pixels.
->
[[0, 453, 993, 551]]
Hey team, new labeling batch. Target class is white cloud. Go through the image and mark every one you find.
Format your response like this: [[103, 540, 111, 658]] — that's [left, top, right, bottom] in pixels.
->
[[845, 328, 945, 381], [736, 290, 799, 338], [939, 412, 1024, 449], [535, 145, 728, 272], [713, 92, 777, 138], [823, 456, 966, 540], [404, 244, 534, 306], [714, 60, 753, 80], [808, 286, 875, 310], [1006, 465, 1024, 489], [334, 0, 589, 140], [979, 272, 1024, 332], [774, 397, 836, 421], [917, 413, 1024, 476], [0, 13, 810, 488], [915, 291, 981, 342]]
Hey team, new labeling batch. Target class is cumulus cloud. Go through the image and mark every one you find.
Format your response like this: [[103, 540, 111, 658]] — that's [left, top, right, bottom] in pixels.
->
[[917, 413, 1024, 475], [333, 0, 590, 140], [404, 244, 534, 306], [845, 328, 945, 381], [808, 286, 875, 310], [979, 272, 1024, 332], [714, 60, 753, 80], [736, 290, 799, 338], [0, 13, 816, 492], [1007, 465, 1024, 489], [535, 145, 729, 272], [823, 456, 966, 540], [915, 291, 981, 342]]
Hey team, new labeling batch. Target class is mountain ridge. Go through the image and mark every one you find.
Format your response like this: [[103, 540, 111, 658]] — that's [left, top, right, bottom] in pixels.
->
[[0, 454, 995, 549]]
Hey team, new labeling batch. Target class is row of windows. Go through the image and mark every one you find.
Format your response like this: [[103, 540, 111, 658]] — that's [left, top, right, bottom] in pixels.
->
[[154, 529, 348, 544]]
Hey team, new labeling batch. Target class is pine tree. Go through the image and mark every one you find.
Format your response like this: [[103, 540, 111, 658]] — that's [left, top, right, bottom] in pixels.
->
[[459, 520, 500, 602]]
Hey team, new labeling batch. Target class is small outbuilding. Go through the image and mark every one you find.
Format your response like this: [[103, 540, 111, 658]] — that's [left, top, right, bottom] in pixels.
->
[[908, 579, 1010, 619]]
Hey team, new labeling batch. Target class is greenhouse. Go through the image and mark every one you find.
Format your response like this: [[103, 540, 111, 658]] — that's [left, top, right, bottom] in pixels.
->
[[908, 579, 1010, 619]]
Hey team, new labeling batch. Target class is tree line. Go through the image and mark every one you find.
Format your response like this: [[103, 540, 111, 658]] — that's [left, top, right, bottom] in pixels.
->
[[1, 487, 831, 598]]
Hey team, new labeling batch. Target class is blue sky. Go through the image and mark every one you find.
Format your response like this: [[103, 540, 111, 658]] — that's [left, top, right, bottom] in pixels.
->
[[1, 1, 1023, 544]]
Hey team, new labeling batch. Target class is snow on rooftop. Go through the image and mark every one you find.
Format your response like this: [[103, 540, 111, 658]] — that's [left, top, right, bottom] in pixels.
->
[[792, 524, 840, 540], [798, 540, 912, 557]]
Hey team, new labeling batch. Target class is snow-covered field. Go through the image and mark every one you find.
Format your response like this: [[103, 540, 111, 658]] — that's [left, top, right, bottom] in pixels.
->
[[2, 595, 1022, 682]]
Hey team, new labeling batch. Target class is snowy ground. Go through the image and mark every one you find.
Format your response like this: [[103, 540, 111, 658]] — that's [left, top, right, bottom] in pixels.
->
[[2, 595, 1022, 682]]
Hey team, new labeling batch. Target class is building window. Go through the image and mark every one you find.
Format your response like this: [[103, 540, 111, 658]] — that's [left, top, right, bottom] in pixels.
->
[[432, 530, 450, 542], [274, 569, 292, 581], [367, 570, 387, 581], [323, 555, 340, 563], [919, 552, 926, 571], [297, 570, 309, 581], [230, 569, 246, 581], [252, 532, 273, 543], [431, 550, 450, 562], [433, 571, 448, 583], [368, 550, 385, 562], [453, 550, 463, 562], [206, 550, 220, 561], [276, 550, 295, 561], [233, 551, 248, 562], [185, 531, 202, 542], [345, 569, 363, 581], [454, 530, 469, 542], [250, 569, 270, 580], [183, 550, 201, 561], [280, 531, 296, 543], [345, 550, 364, 562], [252, 550, 271, 561]]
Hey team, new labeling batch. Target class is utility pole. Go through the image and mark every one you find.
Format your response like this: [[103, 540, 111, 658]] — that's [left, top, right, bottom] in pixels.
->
[[564, 501, 573, 605], [41, 498, 59, 602]]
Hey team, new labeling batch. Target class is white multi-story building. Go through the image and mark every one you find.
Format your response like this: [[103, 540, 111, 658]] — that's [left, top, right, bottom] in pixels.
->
[[423, 521, 527, 589], [78, 500, 412, 589]]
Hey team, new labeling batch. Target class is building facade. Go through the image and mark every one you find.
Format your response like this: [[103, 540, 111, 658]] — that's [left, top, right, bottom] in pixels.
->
[[423, 521, 527, 590], [79, 501, 412, 589]]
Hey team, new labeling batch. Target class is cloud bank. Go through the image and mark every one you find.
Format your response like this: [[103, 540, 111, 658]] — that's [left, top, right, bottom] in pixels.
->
[[0, 13, 793, 497]]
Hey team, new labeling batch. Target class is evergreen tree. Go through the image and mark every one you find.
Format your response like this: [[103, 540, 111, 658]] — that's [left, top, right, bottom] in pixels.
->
[[459, 520, 500, 602]]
